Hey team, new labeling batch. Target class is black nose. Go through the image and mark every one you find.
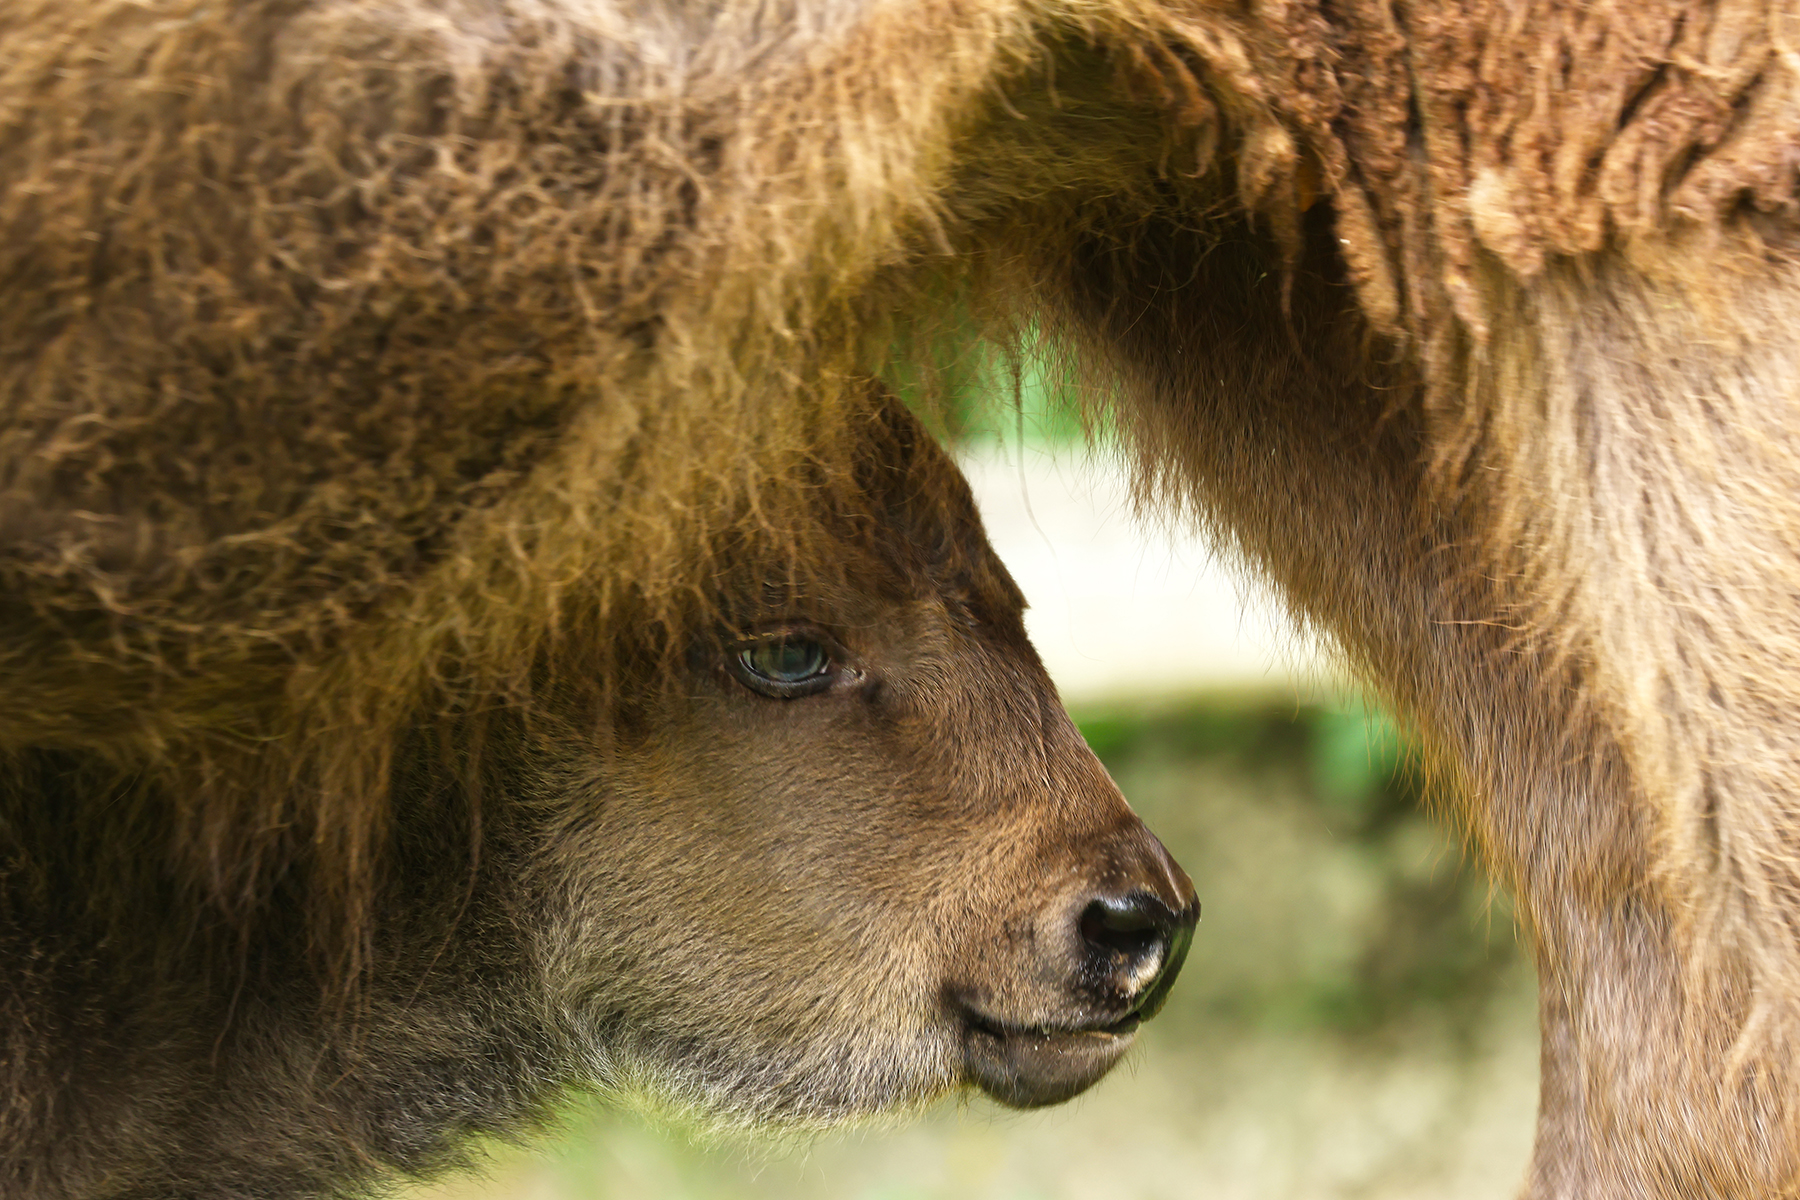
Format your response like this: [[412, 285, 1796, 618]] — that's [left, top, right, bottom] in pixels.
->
[[1077, 888, 1198, 1021]]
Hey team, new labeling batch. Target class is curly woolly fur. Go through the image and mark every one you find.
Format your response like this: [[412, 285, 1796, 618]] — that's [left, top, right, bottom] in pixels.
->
[[5, 0, 1800, 1196]]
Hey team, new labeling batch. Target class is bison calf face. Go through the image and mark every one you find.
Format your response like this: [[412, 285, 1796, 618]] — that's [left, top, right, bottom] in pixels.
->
[[532, 602, 1195, 1124], [525, 466, 1195, 1128]]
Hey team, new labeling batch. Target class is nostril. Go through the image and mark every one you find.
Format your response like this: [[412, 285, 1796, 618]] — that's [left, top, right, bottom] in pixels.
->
[[1079, 895, 1164, 965], [1074, 890, 1198, 1022], [1078, 892, 1179, 998]]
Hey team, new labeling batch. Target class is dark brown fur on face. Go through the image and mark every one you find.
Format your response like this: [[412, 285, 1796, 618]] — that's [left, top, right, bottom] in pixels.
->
[[5, 0, 1800, 1197]]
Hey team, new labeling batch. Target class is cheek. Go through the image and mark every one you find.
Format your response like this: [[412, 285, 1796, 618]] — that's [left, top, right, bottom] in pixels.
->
[[525, 722, 972, 1012], [570, 695, 1104, 966]]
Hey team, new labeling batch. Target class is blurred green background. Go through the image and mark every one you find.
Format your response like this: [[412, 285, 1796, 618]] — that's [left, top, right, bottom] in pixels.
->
[[416, 699, 1536, 1200]]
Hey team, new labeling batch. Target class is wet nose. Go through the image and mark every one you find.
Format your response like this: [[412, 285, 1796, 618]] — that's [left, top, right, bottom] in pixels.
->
[[1077, 885, 1197, 1021]]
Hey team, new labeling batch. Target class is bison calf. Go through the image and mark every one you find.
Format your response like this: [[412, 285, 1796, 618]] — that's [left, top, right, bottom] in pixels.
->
[[0, 385, 1197, 1196]]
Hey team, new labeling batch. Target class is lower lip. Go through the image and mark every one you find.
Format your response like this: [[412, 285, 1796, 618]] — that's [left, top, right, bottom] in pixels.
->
[[960, 1018, 1141, 1108]]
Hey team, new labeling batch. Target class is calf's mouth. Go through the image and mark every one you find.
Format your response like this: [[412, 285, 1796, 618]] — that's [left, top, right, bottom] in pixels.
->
[[954, 886, 1198, 1108], [957, 1009, 1145, 1109]]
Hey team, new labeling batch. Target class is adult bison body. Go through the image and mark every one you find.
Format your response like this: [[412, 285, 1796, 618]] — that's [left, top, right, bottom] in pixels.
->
[[3, 0, 1797, 1197]]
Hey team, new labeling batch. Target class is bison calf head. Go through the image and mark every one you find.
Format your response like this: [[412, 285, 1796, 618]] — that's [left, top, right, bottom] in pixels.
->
[[516, 402, 1197, 1127], [2, 396, 1194, 1198]]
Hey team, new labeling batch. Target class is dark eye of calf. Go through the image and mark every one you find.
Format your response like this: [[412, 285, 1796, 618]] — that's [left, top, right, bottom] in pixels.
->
[[729, 635, 838, 698]]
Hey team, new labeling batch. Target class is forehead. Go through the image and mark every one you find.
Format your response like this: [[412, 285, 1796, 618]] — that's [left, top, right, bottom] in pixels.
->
[[735, 554, 1027, 644], [697, 388, 1031, 647], [743, 481, 1029, 640]]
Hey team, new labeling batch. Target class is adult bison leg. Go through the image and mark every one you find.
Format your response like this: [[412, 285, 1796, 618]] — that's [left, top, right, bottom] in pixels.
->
[[1039, 210, 1800, 1195], [1524, 970, 1593, 1196], [1472, 234, 1800, 1197]]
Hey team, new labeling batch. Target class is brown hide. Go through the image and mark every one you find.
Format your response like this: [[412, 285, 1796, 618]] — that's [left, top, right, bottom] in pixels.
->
[[4, 0, 1800, 1197]]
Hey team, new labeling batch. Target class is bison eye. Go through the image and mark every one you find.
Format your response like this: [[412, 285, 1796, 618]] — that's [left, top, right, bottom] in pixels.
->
[[729, 636, 837, 698]]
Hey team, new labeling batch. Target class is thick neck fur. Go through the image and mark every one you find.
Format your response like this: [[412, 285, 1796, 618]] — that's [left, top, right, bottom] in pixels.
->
[[0, 746, 558, 1200]]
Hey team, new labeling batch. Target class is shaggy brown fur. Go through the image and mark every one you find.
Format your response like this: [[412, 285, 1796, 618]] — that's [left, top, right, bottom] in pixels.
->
[[6, 0, 1800, 1196], [2, 376, 1200, 1196]]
